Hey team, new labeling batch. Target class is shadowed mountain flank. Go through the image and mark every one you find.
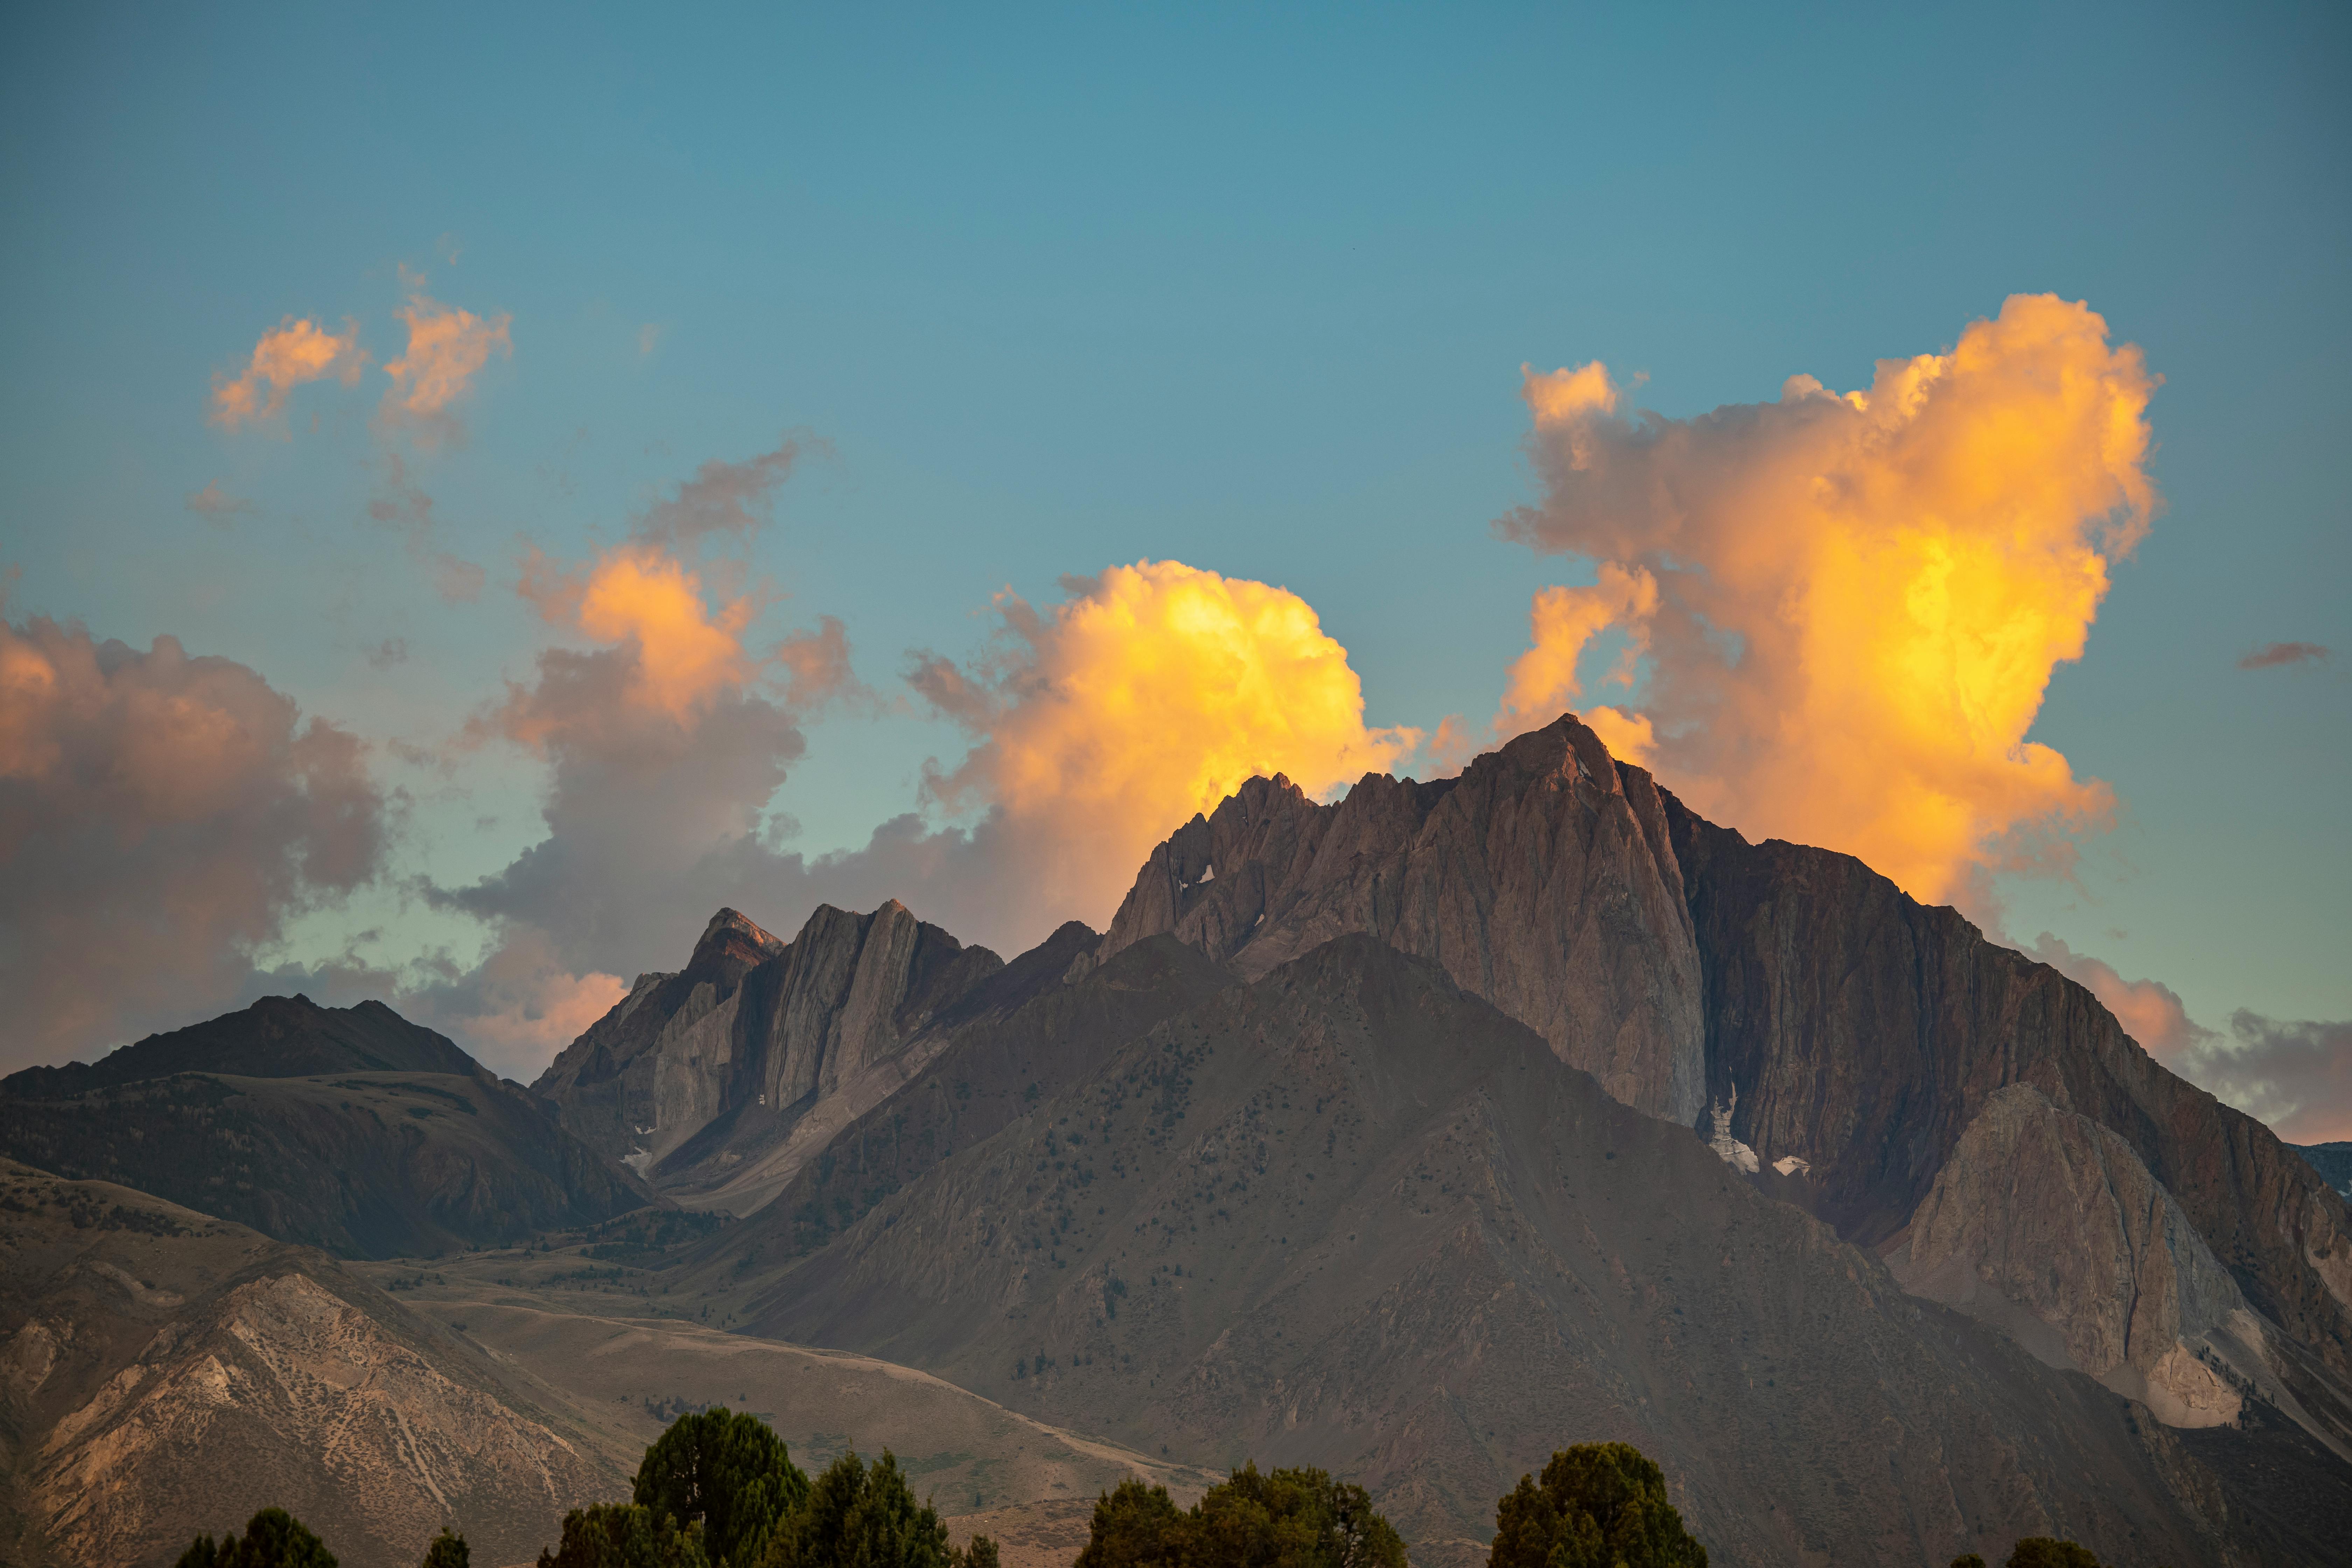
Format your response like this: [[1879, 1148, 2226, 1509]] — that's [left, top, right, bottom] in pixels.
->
[[730, 937, 2305, 1567], [1659, 790, 2352, 1396], [4, 994, 478, 1096], [0, 1000, 650, 1259], [1093, 714, 2352, 1457], [706, 934, 1234, 1266]]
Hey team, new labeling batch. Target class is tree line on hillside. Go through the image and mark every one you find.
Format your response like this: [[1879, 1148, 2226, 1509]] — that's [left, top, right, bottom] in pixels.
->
[[172, 1409, 2127, 1568]]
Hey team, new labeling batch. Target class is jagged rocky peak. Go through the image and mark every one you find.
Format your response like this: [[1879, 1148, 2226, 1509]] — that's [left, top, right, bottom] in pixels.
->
[[691, 904, 788, 969], [738, 898, 1001, 1110], [1093, 713, 1706, 1126], [532, 896, 1009, 1202]]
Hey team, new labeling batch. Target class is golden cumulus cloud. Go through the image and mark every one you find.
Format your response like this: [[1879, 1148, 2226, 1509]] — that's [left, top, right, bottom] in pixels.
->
[[1499, 294, 2158, 913], [209, 317, 368, 430], [514, 544, 760, 728], [916, 559, 1419, 922]]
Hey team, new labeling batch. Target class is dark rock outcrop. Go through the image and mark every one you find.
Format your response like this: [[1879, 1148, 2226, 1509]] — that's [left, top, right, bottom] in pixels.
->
[[696, 933, 1234, 1265]]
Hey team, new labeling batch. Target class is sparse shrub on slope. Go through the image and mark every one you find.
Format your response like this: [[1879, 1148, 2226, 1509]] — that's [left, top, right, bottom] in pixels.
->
[[2002, 1542, 2103, 1568], [1074, 1463, 1406, 1568], [175, 1508, 338, 1568], [1488, 1443, 1707, 1568]]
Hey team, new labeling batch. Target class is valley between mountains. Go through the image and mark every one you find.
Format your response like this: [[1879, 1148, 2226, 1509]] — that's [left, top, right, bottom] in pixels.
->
[[6, 716, 2350, 1567]]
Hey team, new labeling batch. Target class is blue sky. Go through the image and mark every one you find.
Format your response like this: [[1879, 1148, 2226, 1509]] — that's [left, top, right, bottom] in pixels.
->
[[2, 3, 2345, 1107]]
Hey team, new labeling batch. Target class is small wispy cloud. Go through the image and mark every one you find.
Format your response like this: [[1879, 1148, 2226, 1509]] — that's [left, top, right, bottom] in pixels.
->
[[184, 479, 256, 526], [380, 271, 512, 444], [637, 323, 664, 357], [2239, 641, 2329, 670], [2188, 1013, 2352, 1144], [367, 455, 486, 602], [210, 317, 369, 431]]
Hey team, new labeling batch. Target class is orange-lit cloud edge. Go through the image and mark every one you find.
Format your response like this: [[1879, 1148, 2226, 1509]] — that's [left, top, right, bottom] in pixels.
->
[[1494, 292, 2157, 918]]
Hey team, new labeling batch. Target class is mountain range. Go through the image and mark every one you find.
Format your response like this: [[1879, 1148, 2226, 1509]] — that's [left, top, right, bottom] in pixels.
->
[[5, 713, 2350, 1566]]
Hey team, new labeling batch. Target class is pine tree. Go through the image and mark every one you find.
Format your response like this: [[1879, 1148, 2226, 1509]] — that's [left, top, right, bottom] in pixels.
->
[[635, 1406, 810, 1568], [1073, 1462, 1406, 1568], [760, 1450, 957, 1568], [2005, 1541, 2101, 1568], [535, 1502, 709, 1568], [174, 1508, 338, 1568], [1488, 1443, 1707, 1568]]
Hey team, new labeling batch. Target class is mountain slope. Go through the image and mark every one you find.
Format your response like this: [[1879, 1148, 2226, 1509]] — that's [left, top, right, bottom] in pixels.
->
[[1096, 714, 2352, 1450], [731, 937, 2330, 1566], [720, 934, 1234, 1265], [0, 1159, 630, 1568], [0, 999, 651, 1259]]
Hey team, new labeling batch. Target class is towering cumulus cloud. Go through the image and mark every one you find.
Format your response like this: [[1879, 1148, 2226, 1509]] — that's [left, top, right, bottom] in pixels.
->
[[210, 317, 368, 429], [424, 441, 853, 1070], [1498, 294, 2158, 913], [0, 611, 386, 1068], [908, 559, 1419, 937]]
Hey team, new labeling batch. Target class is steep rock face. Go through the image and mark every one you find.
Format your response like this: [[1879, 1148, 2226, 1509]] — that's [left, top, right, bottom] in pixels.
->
[[532, 907, 790, 1166], [741, 938, 2303, 1568], [1895, 1085, 2273, 1432], [534, 903, 1011, 1209], [0, 1161, 625, 1568], [738, 901, 1000, 1112], [1092, 716, 1705, 1124], [1659, 793, 2352, 1387]]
